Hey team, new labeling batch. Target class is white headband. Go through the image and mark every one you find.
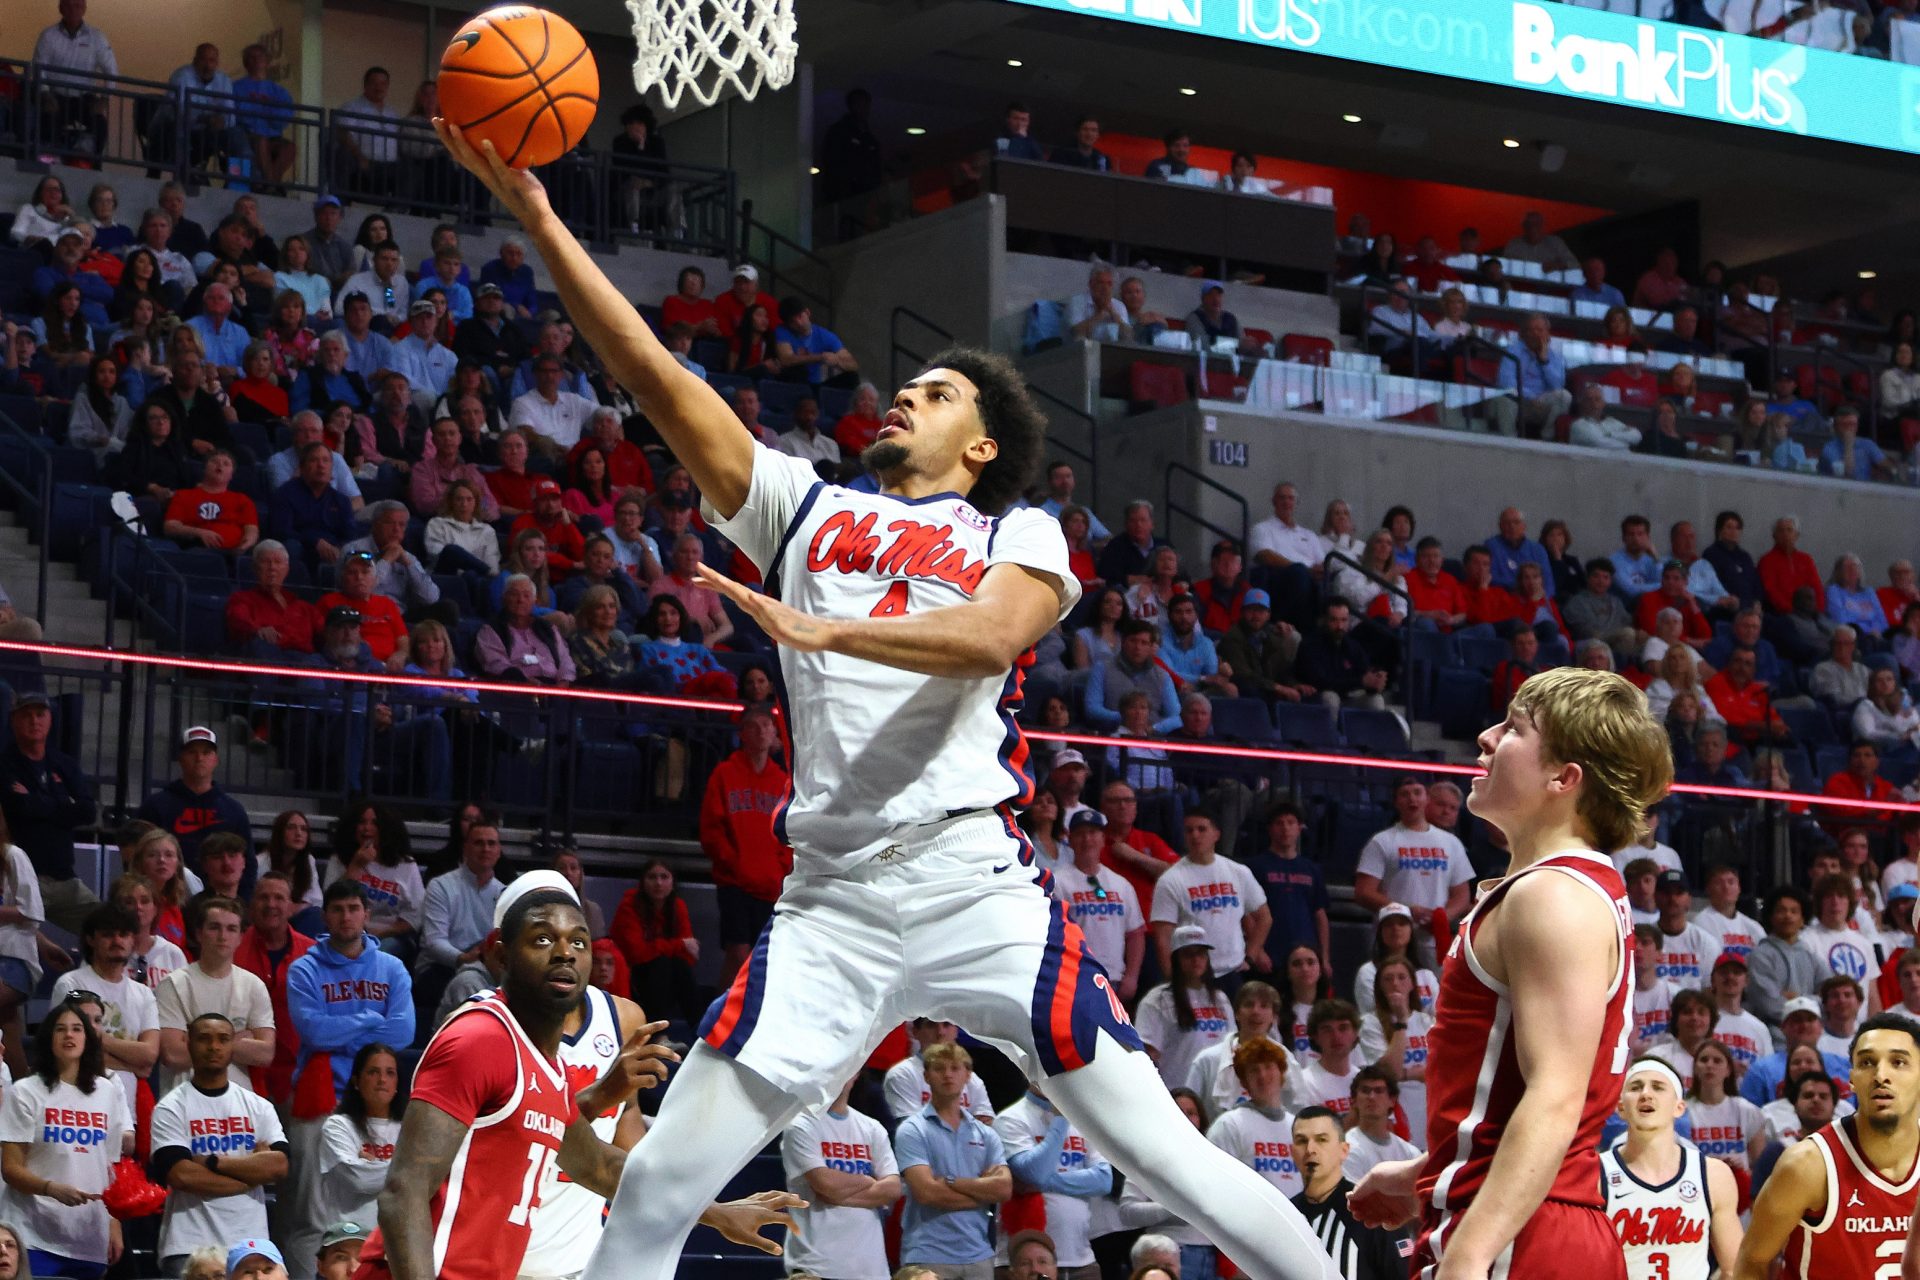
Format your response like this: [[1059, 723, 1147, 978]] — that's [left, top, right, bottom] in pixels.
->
[[1625, 1059, 1686, 1095]]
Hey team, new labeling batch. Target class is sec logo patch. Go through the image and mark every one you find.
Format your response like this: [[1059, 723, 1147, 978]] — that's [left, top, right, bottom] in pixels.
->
[[594, 1034, 617, 1057]]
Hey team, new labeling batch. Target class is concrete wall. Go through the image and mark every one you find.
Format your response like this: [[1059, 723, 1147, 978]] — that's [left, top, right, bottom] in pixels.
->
[[1095, 401, 1920, 582]]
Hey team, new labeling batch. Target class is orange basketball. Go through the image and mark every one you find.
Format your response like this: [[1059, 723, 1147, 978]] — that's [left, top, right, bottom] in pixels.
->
[[439, 6, 599, 169]]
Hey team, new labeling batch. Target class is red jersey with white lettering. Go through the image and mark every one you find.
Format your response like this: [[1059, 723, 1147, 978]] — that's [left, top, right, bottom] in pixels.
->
[[355, 992, 577, 1280], [1782, 1116, 1920, 1280], [708, 446, 1079, 867], [1418, 850, 1632, 1228], [1601, 1144, 1714, 1279]]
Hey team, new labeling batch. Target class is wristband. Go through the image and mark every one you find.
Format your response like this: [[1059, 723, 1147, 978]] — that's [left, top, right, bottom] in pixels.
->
[[205, 1154, 221, 1175]]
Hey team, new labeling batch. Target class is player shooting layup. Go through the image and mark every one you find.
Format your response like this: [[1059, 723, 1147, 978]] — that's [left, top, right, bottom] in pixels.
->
[[1351, 668, 1672, 1280], [436, 123, 1341, 1280]]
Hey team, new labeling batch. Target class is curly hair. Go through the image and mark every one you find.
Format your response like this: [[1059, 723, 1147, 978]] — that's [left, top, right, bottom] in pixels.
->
[[916, 347, 1047, 516]]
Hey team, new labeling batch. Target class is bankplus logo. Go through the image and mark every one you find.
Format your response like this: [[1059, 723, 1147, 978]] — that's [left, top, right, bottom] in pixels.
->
[[1066, 0, 1202, 27]]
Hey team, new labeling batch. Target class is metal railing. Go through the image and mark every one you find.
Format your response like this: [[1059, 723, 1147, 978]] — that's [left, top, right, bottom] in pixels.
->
[[0, 411, 52, 625], [739, 200, 834, 325], [1162, 461, 1247, 558], [3, 59, 740, 260]]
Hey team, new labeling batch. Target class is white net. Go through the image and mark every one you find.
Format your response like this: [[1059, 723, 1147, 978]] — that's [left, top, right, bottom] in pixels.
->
[[627, 0, 798, 109]]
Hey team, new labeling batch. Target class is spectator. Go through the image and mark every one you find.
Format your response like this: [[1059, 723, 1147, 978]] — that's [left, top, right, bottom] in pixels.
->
[[1458, 546, 1524, 632], [660, 266, 717, 336], [779, 1074, 901, 1280], [1565, 382, 1641, 451], [135, 725, 253, 887], [1184, 282, 1256, 355], [478, 236, 536, 318], [1823, 556, 1888, 639], [1809, 625, 1872, 707], [509, 356, 598, 457], [49, 901, 161, 1114], [1296, 999, 1365, 1116], [31, 226, 112, 328], [1086, 621, 1181, 732], [321, 801, 423, 961], [1632, 248, 1689, 309], [0, 994, 133, 1278], [148, 348, 240, 460], [315, 553, 410, 671], [893, 1042, 1011, 1277], [1365, 280, 1433, 362], [475, 575, 575, 684], [992, 1086, 1112, 1280], [416, 820, 503, 986], [771, 397, 839, 471], [1149, 809, 1269, 986], [156, 898, 275, 1096], [334, 66, 400, 194], [994, 101, 1045, 161], [700, 708, 789, 981], [1633, 561, 1712, 645], [1502, 211, 1576, 270], [713, 263, 777, 338], [1563, 558, 1642, 659], [1817, 405, 1894, 481], [339, 501, 450, 627], [269, 443, 357, 570], [1116, 276, 1171, 347], [1158, 595, 1234, 697], [1482, 508, 1549, 592], [1824, 739, 1901, 822], [9, 177, 71, 250], [883, 1021, 997, 1125], [1142, 128, 1192, 180], [1854, 668, 1920, 752], [410, 419, 499, 525], [1702, 648, 1789, 745], [1568, 256, 1626, 310], [652, 534, 734, 646], [288, 333, 372, 419], [450, 286, 528, 393], [1740, 998, 1850, 1108], [569, 409, 653, 497], [1646, 870, 1718, 991], [156, 450, 257, 556], [1694, 863, 1765, 963], [833, 382, 887, 457], [149, 1012, 288, 1271], [1745, 889, 1826, 1028], [1293, 600, 1388, 711], [1006, 1233, 1058, 1280], [1050, 115, 1111, 171], [418, 251, 472, 324], [1217, 589, 1303, 706], [1095, 500, 1169, 589], [1691, 512, 1757, 614], [0, 690, 98, 937], [230, 873, 313, 1110], [556, 536, 647, 634], [610, 859, 700, 1026], [1764, 369, 1820, 427], [1046, 810, 1144, 1003], [1487, 313, 1571, 438], [392, 301, 457, 405], [774, 299, 859, 389], [1600, 515, 1660, 601], [1401, 537, 1469, 633], [1243, 803, 1329, 971], [296, 1044, 402, 1270], [1352, 777, 1473, 930]]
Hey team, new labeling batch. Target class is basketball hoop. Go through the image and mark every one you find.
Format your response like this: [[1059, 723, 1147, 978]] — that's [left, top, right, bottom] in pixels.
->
[[628, 0, 797, 109]]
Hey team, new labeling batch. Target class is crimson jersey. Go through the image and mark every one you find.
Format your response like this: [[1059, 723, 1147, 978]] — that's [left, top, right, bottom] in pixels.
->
[[1782, 1116, 1919, 1280], [1418, 851, 1632, 1238], [355, 992, 577, 1280]]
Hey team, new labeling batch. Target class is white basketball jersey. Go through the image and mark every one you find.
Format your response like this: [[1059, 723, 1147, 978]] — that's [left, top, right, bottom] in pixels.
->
[[709, 446, 1080, 867], [519, 987, 625, 1279], [1601, 1144, 1714, 1280]]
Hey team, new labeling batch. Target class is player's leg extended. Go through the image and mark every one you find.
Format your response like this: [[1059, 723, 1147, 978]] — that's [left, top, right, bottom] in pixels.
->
[[585, 879, 904, 1280]]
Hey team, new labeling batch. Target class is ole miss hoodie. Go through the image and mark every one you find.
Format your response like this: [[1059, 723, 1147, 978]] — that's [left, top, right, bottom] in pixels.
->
[[698, 749, 791, 902], [284, 933, 416, 1118]]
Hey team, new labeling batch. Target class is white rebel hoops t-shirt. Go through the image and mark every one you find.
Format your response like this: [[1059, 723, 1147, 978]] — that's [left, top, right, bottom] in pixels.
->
[[708, 446, 1081, 866], [310, 1112, 400, 1239], [1685, 1095, 1765, 1172], [1150, 857, 1264, 974], [1051, 864, 1143, 984], [1353, 825, 1473, 914], [1134, 982, 1232, 1089], [50, 965, 158, 1115], [150, 1080, 287, 1262], [0, 1074, 132, 1263], [781, 1103, 897, 1280], [1206, 1105, 1302, 1198], [882, 1053, 996, 1124], [992, 1094, 1108, 1268]]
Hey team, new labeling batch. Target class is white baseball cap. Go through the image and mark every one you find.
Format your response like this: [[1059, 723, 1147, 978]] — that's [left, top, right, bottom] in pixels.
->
[[491, 869, 581, 930], [1781, 997, 1821, 1021], [1170, 924, 1213, 953], [731, 263, 759, 282], [1376, 903, 1413, 923], [1050, 749, 1088, 771]]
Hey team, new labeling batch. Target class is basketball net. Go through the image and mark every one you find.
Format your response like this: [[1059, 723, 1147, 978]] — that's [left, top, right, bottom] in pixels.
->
[[628, 0, 797, 109]]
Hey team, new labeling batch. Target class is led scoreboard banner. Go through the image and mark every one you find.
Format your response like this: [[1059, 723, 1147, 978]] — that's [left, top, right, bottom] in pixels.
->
[[1005, 0, 1920, 155]]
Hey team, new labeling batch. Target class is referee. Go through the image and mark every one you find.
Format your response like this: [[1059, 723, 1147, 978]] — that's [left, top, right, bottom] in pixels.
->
[[1289, 1108, 1409, 1280]]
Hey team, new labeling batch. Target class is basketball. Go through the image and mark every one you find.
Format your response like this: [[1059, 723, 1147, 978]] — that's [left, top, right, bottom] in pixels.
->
[[438, 5, 599, 169]]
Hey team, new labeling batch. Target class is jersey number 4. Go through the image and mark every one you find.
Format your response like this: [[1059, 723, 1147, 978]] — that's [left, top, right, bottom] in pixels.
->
[[869, 582, 911, 618]]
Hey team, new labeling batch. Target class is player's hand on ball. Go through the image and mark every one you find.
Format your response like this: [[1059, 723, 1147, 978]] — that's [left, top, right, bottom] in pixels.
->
[[433, 120, 551, 222], [699, 1191, 807, 1256], [694, 564, 836, 654], [1348, 1156, 1422, 1230]]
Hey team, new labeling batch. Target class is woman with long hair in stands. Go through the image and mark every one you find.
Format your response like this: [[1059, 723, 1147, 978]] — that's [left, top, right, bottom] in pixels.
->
[[1644, 644, 1722, 724], [272, 234, 333, 324], [264, 810, 323, 931], [110, 871, 187, 988], [1685, 1038, 1766, 1175], [1332, 528, 1408, 626], [1538, 518, 1583, 602], [727, 303, 778, 378], [1853, 666, 1920, 754], [128, 830, 195, 951], [569, 585, 644, 688], [565, 444, 617, 527], [1282, 944, 1332, 1057], [1352, 904, 1439, 1014], [1359, 955, 1433, 1141], [1894, 602, 1920, 684], [36, 284, 93, 368], [65, 356, 133, 465], [610, 858, 700, 1026], [230, 341, 290, 424], [1125, 546, 1183, 631], [111, 247, 175, 322], [351, 214, 397, 273], [1133, 932, 1230, 1089], [491, 526, 567, 623], [1058, 505, 1102, 592], [10, 175, 69, 246], [4, 996, 126, 1272], [322, 798, 422, 959], [1073, 586, 1129, 671], [1017, 790, 1065, 873], [304, 1043, 404, 1261], [1358, 233, 1399, 286], [425, 479, 499, 577], [108, 295, 165, 375], [1600, 305, 1647, 353], [264, 288, 318, 377], [635, 594, 734, 698]]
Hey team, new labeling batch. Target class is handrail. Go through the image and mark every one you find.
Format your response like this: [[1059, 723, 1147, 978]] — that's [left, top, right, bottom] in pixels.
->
[[103, 523, 188, 652], [1356, 279, 1433, 378], [1162, 462, 1248, 557], [0, 413, 52, 625], [738, 201, 835, 326], [1320, 547, 1412, 608], [1802, 343, 1880, 441]]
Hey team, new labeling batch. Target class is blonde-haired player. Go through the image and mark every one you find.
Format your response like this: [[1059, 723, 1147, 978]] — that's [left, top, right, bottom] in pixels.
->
[[1601, 1058, 1742, 1278], [1353, 667, 1673, 1280]]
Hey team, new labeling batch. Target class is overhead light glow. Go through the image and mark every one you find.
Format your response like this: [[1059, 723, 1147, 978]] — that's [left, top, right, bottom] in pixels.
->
[[1342, 114, 1363, 124], [1860, 270, 1879, 279], [1502, 138, 1521, 148], [906, 126, 926, 136], [1007, 58, 1023, 67], [1178, 86, 1197, 96], [808, 166, 820, 175]]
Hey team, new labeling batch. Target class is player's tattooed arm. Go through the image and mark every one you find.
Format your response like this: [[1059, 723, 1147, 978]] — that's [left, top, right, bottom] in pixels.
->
[[695, 560, 1065, 680], [557, 1115, 627, 1199], [378, 1101, 470, 1280]]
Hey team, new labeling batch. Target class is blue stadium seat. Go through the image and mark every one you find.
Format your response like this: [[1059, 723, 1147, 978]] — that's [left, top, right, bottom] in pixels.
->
[[570, 741, 644, 813], [818, 386, 854, 421], [706, 371, 751, 398], [1325, 803, 1392, 883], [1433, 668, 1491, 740], [1271, 701, 1340, 747], [757, 380, 807, 414], [691, 338, 728, 371], [1778, 705, 1839, 746], [49, 446, 95, 485], [1341, 708, 1410, 756], [1456, 635, 1509, 676], [1813, 744, 1850, 781], [0, 394, 42, 435], [1211, 696, 1277, 743], [49, 484, 114, 562]]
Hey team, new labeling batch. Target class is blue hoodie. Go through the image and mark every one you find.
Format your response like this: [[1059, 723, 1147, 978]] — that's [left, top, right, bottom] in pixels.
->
[[285, 932, 415, 1118]]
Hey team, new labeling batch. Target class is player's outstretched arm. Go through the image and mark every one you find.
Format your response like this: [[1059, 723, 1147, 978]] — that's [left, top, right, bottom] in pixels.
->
[[695, 560, 1063, 680], [1733, 1139, 1825, 1280], [433, 121, 753, 516], [1704, 1156, 1745, 1273], [378, 1101, 470, 1280], [1428, 871, 1614, 1279]]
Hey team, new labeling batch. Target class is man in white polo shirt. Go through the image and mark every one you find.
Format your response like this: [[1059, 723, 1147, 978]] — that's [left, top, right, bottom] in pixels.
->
[[1150, 810, 1270, 995], [1351, 778, 1473, 958], [1051, 810, 1144, 1003]]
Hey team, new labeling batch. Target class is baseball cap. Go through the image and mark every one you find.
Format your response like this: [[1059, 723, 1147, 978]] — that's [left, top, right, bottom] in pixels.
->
[[1654, 870, 1689, 893], [1199, 279, 1225, 296], [1169, 923, 1213, 953], [1782, 996, 1821, 1020], [1243, 588, 1272, 609], [226, 1239, 284, 1277], [318, 1222, 369, 1252], [533, 477, 562, 497], [8, 692, 50, 715], [409, 299, 436, 316], [731, 263, 759, 282], [1068, 810, 1107, 831], [492, 869, 582, 930], [55, 225, 86, 244], [325, 604, 362, 629], [1376, 902, 1413, 924], [475, 282, 504, 298], [1049, 748, 1088, 771], [180, 725, 218, 749], [1890, 883, 1920, 904], [313, 194, 342, 210], [1711, 950, 1747, 972]]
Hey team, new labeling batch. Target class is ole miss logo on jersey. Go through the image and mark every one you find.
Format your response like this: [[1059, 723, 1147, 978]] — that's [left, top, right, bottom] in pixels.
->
[[1610, 1205, 1706, 1247], [806, 512, 988, 592], [40, 1107, 110, 1147], [1252, 1140, 1299, 1180], [1184, 883, 1243, 914], [818, 1139, 877, 1177]]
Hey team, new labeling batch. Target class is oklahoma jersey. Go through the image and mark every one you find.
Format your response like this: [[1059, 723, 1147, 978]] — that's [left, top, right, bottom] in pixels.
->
[[1783, 1116, 1919, 1280], [708, 446, 1078, 867], [355, 992, 577, 1280], [1415, 850, 1632, 1278], [1601, 1144, 1714, 1280], [520, 987, 626, 1279]]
